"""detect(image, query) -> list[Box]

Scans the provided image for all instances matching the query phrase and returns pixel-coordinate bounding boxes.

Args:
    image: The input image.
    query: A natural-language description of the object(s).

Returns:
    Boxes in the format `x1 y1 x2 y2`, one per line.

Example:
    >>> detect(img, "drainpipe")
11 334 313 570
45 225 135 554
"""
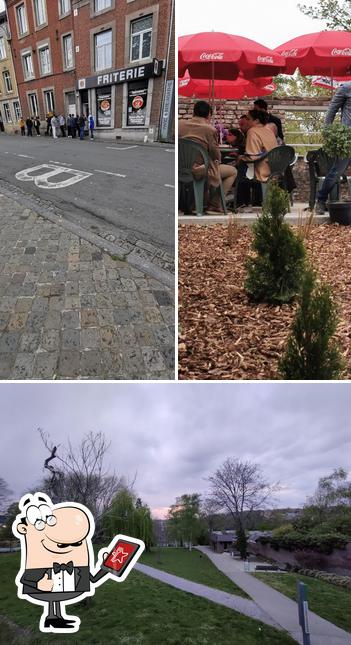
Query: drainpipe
158 0 174 142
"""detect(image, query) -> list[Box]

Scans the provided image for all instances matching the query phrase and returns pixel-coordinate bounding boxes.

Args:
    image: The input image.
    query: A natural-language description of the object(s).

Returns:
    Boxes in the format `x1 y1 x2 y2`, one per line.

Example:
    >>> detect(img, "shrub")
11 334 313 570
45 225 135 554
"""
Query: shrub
292 567 351 589
258 531 349 554
245 182 306 304
322 122 351 159
279 267 344 380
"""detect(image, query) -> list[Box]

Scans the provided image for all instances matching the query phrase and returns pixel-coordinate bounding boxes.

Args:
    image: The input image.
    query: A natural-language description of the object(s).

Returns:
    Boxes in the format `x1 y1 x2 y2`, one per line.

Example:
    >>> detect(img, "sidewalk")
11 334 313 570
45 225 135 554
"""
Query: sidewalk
0 192 174 379
178 203 329 226
135 563 280 628
197 547 351 645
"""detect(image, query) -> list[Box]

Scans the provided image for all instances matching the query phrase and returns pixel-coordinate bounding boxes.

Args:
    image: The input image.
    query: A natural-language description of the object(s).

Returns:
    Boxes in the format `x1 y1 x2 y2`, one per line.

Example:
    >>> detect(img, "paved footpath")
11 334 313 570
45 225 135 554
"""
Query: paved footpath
197 547 351 645
0 192 174 379
136 562 280 628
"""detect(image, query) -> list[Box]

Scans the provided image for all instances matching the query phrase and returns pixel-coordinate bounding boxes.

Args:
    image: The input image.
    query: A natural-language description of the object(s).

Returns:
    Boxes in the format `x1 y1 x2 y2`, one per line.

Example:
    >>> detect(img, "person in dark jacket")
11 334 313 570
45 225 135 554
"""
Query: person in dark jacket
34 116 41 136
254 98 284 141
26 117 33 136
78 115 86 140
88 115 95 139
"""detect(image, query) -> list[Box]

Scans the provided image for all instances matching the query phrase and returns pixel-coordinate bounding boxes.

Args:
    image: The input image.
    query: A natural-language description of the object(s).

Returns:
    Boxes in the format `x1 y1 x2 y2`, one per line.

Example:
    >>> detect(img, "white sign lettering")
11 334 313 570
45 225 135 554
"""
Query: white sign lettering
199 52 224 60
15 164 92 189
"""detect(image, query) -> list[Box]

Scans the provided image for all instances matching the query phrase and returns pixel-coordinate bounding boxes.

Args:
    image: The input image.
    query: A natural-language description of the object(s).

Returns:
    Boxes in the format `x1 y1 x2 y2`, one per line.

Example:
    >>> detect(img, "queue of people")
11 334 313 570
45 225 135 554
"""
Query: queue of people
18 113 95 140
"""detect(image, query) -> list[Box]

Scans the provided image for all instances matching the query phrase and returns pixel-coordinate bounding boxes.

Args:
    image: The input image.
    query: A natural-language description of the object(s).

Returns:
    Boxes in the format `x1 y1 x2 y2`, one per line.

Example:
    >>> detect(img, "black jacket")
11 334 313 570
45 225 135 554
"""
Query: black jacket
20 566 106 596
268 113 284 141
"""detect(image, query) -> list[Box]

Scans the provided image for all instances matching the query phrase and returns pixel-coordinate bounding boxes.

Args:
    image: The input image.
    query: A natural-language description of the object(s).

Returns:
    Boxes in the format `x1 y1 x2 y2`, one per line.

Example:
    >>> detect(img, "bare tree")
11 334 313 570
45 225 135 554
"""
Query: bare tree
39 429 124 525
0 477 12 512
208 458 280 533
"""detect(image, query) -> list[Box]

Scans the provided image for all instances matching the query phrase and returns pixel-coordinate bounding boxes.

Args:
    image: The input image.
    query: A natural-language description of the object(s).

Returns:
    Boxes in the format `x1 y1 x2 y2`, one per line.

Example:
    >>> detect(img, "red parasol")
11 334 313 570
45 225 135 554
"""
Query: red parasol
274 31 351 77
179 32 286 80
178 71 276 99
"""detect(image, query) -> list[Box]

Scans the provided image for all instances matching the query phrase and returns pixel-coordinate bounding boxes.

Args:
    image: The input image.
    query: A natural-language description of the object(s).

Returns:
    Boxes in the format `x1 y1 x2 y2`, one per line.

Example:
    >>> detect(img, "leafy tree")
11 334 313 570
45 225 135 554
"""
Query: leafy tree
245 182 306 304
208 458 279 559
103 488 153 549
298 0 351 30
0 501 18 542
279 267 344 379
0 478 12 512
168 493 204 550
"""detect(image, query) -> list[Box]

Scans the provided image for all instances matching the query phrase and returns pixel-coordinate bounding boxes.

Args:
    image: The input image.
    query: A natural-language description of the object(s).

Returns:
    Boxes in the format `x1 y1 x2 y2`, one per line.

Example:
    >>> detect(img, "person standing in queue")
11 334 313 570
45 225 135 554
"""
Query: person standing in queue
19 117 25 136
26 117 33 136
78 115 86 140
88 115 95 140
34 116 41 136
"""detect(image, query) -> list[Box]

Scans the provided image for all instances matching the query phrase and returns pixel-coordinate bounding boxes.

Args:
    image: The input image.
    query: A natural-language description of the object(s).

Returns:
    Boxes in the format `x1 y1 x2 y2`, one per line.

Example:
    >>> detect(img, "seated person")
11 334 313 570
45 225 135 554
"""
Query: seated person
265 121 283 145
238 114 250 135
254 98 284 142
240 109 278 183
224 128 246 158
179 100 236 212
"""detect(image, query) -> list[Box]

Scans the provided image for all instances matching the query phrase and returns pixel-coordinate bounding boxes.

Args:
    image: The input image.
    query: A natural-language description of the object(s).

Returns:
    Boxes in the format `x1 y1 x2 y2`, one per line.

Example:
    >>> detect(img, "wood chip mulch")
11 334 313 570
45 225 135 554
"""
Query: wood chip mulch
178 223 351 380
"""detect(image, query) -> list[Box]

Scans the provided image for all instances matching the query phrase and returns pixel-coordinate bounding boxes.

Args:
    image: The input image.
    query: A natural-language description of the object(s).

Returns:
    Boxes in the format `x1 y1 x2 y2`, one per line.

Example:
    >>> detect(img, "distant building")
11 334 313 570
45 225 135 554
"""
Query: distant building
210 530 236 553
0 10 21 133
5 0 174 142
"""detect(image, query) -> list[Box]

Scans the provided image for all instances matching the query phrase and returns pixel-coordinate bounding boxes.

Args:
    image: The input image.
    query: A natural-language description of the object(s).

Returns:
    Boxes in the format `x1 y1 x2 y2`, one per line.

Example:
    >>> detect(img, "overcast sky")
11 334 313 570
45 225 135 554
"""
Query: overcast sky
178 0 326 48
1 383 350 518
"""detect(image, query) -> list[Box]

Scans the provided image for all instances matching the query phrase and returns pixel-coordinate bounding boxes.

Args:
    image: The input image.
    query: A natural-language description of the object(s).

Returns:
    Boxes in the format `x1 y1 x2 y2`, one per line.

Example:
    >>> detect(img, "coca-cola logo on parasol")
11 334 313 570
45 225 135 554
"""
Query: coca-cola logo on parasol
257 55 273 63
199 52 224 60
331 48 351 56
281 49 299 57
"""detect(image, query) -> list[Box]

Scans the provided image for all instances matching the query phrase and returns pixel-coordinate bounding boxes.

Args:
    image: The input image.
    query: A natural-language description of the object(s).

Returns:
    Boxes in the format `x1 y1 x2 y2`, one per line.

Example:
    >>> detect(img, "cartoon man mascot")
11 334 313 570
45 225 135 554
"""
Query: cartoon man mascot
13 492 144 634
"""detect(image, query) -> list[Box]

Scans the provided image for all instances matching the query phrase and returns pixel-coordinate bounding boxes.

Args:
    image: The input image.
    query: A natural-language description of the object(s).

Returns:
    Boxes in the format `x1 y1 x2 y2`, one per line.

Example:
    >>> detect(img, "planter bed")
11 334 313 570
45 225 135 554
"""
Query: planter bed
179 223 351 380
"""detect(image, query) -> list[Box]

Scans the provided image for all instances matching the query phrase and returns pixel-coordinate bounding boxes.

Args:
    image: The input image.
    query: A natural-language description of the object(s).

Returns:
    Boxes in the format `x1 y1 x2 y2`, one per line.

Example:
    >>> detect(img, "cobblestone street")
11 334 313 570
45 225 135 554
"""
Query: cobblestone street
0 193 174 379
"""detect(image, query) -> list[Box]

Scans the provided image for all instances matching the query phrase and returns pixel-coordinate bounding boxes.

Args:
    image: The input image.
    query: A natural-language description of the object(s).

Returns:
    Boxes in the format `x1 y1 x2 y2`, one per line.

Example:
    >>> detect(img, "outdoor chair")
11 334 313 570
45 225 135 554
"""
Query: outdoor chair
178 138 227 216
231 145 296 212
305 148 351 210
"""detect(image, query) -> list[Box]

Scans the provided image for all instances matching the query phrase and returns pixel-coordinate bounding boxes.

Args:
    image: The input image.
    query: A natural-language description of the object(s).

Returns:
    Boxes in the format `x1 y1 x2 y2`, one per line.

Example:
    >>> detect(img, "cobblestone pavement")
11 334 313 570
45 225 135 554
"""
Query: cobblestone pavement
0 194 175 380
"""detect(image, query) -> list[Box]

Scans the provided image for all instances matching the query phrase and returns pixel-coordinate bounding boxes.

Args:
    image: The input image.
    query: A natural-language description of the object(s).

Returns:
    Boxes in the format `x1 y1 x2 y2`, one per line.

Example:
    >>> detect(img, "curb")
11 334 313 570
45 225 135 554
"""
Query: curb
0 179 174 290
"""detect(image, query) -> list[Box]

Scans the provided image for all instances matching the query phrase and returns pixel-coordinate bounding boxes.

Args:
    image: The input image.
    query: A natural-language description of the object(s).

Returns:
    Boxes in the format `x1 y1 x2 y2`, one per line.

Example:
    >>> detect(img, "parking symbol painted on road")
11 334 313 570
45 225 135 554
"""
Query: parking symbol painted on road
15 164 92 190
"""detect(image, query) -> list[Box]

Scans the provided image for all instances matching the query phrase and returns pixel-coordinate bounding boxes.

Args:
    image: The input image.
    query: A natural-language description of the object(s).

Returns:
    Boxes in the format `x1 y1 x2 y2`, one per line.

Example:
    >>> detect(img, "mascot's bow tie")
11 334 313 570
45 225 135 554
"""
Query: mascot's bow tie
53 561 74 575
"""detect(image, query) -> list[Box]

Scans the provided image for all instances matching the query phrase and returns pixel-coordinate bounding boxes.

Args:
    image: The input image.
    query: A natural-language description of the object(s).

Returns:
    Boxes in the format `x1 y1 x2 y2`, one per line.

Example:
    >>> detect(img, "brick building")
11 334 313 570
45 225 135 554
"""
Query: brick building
5 0 174 141
0 10 21 133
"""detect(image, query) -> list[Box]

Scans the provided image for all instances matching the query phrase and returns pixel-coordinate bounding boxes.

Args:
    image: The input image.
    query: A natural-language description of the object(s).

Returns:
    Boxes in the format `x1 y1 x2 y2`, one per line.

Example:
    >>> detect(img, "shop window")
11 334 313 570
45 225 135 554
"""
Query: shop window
95 29 112 71
96 86 111 126
127 80 148 126
130 15 152 62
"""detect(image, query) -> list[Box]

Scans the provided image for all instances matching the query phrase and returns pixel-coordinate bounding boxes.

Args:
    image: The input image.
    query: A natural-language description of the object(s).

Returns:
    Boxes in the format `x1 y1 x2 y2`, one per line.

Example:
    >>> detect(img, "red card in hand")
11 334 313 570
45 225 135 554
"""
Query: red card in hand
102 538 142 577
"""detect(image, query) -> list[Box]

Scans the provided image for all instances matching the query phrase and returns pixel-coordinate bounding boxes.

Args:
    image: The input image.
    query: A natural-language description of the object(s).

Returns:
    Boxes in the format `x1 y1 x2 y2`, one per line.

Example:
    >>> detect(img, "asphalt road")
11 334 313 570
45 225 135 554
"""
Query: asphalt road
0 134 175 252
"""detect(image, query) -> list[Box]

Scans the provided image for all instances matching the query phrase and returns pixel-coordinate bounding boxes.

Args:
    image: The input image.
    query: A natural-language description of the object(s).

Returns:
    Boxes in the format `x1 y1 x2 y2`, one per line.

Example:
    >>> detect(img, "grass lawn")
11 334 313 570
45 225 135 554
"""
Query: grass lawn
254 572 351 634
141 547 248 598
0 553 297 645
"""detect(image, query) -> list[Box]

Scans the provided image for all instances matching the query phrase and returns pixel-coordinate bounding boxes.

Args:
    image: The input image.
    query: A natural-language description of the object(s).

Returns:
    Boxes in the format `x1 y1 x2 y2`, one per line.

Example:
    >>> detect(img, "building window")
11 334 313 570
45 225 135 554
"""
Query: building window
13 100 22 120
34 0 46 27
44 89 55 113
28 92 39 115
16 4 28 36
130 16 152 62
3 102 12 123
63 34 73 69
59 0 71 14
95 0 112 11
38 45 51 75
22 52 34 80
96 86 111 126
95 30 112 71
127 80 148 126
3 71 13 93
0 37 6 60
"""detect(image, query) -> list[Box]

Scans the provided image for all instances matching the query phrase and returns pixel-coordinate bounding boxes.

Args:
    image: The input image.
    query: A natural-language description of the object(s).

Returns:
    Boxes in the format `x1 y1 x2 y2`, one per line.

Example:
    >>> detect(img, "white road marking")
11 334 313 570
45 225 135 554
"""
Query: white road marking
49 160 73 166
94 169 126 178
165 149 174 152
17 154 35 159
164 184 175 188
15 164 92 189
105 145 138 151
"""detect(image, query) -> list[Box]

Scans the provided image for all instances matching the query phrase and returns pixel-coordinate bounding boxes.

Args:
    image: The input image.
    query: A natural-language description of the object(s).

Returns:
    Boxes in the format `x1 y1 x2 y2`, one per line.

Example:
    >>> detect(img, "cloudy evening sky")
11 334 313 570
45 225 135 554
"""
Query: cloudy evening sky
1 383 350 517
178 0 326 48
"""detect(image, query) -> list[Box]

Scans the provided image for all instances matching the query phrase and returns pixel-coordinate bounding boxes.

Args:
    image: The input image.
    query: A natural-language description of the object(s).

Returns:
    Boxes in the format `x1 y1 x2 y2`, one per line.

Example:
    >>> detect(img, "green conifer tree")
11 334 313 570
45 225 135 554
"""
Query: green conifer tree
245 183 306 304
235 526 248 560
279 268 344 380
